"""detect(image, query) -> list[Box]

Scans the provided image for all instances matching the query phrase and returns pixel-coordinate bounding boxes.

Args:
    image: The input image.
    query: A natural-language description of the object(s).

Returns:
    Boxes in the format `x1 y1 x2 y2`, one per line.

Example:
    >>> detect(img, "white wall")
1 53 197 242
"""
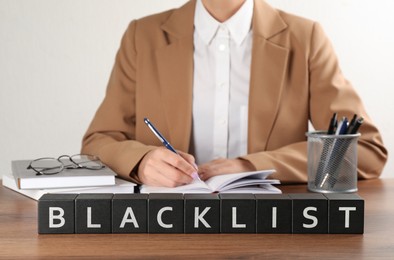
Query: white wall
1 0 393 179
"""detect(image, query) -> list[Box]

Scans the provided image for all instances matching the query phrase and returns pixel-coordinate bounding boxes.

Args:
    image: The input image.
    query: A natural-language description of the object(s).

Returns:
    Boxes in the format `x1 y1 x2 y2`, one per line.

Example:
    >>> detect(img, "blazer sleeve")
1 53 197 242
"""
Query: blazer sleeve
81 21 155 183
241 22 388 183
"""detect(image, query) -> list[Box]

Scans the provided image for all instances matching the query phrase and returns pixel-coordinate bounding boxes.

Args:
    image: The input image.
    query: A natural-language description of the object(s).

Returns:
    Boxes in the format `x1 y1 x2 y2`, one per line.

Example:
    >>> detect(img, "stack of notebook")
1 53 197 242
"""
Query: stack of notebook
2 160 136 200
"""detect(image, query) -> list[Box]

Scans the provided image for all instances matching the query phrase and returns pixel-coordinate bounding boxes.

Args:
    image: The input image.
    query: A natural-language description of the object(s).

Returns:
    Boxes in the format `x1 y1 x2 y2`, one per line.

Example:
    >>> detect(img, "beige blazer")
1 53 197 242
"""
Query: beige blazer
82 0 387 183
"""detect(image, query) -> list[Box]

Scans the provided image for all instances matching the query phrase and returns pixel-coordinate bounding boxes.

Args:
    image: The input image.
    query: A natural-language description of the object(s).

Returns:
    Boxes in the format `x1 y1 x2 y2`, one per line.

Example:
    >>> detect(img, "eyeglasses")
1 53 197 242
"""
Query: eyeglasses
27 154 105 176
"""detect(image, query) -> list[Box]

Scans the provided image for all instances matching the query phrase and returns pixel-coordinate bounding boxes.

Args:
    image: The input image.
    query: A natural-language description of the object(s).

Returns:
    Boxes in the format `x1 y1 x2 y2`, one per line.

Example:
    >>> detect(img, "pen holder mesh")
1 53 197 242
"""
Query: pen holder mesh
306 131 360 193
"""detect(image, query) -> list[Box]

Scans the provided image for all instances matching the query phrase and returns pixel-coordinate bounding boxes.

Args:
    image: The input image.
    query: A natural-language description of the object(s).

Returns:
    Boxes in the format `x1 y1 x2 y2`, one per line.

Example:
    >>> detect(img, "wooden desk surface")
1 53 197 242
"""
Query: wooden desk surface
1 179 393 259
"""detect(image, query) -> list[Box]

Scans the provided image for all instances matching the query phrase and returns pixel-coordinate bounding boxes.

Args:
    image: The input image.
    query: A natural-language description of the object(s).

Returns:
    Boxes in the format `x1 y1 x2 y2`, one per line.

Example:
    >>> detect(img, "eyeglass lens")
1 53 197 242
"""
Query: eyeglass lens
30 158 63 175
69 154 103 169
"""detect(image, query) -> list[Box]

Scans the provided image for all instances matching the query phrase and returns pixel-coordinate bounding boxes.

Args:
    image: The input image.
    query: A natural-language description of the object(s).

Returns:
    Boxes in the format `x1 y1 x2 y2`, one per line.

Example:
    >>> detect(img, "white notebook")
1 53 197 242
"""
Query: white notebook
2 172 136 201
140 170 281 194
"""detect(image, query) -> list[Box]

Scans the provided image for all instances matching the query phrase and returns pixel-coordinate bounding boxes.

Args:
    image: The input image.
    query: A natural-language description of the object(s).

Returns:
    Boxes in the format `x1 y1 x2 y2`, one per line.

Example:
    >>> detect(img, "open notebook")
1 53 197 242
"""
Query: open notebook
140 170 281 194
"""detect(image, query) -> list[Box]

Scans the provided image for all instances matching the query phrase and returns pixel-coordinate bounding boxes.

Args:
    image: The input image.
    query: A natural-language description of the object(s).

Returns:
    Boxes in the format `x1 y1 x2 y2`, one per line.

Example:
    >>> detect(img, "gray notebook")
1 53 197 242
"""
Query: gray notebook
12 160 116 189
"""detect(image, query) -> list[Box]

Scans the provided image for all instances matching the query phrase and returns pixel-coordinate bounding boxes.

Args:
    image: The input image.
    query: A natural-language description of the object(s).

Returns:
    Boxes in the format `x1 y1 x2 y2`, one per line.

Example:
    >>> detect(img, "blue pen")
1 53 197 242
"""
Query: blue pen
143 118 200 180
335 117 348 135
144 118 177 154
320 117 350 188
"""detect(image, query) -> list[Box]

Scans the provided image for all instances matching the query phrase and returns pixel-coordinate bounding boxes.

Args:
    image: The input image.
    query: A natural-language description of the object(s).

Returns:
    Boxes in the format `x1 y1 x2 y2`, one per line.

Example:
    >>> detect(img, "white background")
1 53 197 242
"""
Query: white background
1 0 393 179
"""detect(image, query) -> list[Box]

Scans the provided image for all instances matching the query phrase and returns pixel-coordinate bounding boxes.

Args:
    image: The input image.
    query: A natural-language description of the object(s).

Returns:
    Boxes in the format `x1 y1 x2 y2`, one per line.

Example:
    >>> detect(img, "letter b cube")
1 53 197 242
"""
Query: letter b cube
38 194 77 234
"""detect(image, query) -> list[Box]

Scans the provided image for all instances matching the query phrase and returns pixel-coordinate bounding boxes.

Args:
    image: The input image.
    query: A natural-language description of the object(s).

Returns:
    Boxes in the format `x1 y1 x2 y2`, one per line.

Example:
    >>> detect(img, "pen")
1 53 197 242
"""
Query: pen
144 118 177 154
327 113 338 135
349 117 364 135
319 117 348 188
316 112 337 186
143 118 200 180
346 114 358 134
335 117 348 135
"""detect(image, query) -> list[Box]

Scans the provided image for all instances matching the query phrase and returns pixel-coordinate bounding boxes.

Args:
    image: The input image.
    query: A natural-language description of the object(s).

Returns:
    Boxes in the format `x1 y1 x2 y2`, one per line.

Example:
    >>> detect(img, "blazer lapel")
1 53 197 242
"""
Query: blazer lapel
155 0 196 152
248 0 290 153
155 0 289 153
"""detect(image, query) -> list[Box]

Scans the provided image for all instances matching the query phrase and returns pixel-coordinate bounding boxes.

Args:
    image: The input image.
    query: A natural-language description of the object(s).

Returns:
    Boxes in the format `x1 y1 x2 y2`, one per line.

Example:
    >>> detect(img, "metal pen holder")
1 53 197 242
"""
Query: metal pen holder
306 131 360 193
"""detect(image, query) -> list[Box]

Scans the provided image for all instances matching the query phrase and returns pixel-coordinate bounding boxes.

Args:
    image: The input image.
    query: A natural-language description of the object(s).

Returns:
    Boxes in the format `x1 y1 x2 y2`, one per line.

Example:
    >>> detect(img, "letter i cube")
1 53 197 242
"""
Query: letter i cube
255 194 292 233
38 194 77 234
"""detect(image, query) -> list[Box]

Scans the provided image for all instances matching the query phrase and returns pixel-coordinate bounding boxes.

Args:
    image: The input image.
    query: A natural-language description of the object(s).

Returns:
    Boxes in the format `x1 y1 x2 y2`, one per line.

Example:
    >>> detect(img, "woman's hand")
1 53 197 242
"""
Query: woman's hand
137 147 198 187
198 158 256 181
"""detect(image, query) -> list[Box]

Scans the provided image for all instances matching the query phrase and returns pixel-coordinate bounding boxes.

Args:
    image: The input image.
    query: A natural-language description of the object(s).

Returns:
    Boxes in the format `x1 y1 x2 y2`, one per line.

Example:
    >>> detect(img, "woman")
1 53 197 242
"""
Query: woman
82 0 387 187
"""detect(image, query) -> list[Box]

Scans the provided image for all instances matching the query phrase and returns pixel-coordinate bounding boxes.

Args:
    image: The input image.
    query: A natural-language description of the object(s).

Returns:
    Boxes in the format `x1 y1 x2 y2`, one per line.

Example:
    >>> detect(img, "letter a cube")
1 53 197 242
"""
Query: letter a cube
112 194 148 233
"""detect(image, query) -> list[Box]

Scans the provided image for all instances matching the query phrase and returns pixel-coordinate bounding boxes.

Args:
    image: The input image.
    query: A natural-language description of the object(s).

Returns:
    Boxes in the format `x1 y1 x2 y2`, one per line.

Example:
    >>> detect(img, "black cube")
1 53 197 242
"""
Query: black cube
324 193 364 234
148 193 184 233
220 193 256 233
112 194 148 233
38 193 77 234
255 194 292 233
290 193 328 234
184 194 220 233
75 193 113 234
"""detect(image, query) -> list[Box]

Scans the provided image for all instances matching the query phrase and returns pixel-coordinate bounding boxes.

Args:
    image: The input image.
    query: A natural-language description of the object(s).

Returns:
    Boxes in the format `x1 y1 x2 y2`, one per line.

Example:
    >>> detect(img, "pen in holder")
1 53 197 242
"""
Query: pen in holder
306 131 360 193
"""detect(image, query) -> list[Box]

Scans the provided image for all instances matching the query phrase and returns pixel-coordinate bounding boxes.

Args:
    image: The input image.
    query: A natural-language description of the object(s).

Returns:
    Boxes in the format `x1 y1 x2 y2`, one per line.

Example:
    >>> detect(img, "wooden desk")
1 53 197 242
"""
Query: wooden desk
1 179 393 259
